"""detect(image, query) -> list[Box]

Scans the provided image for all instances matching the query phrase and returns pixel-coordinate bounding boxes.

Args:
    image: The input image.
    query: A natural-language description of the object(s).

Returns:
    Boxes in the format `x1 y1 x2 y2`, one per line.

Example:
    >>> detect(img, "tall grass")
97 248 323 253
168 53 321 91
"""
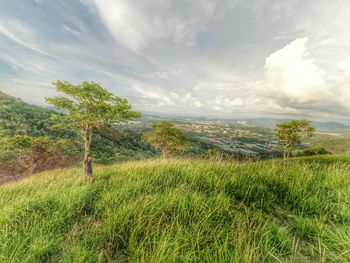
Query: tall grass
0 156 349 262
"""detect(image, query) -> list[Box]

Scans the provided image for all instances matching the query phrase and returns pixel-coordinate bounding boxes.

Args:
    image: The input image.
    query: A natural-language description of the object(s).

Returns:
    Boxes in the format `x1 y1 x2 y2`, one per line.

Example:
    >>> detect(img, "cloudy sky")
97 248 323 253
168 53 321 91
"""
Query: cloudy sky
0 0 350 121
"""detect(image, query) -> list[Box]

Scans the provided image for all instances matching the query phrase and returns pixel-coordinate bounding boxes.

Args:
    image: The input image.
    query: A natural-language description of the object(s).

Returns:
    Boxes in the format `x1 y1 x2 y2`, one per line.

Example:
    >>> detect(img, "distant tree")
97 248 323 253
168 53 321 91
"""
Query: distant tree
46 81 140 176
275 119 315 159
142 120 187 159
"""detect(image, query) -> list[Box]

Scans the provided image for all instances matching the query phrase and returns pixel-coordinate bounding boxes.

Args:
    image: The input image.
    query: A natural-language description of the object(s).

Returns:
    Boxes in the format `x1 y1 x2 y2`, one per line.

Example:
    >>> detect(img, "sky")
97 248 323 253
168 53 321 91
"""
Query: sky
0 0 350 122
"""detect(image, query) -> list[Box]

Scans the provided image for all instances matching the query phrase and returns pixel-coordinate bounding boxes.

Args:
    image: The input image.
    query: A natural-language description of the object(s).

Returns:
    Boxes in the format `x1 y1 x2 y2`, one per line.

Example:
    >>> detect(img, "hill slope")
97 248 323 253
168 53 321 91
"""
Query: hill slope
0 156 350 262
0 90 59 137
306 134 350 155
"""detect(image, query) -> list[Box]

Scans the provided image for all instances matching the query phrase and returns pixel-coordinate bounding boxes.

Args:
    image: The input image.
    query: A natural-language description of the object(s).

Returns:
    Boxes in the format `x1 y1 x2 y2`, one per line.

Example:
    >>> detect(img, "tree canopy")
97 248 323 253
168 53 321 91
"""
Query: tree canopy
143 120 187 159
275 119 315 159
0 91 74 138
47 81 140 131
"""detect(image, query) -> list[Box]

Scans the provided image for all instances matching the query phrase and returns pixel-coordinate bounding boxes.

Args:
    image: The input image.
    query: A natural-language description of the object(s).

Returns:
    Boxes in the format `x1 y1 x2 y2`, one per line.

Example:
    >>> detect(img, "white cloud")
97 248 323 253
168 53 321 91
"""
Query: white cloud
133 85 169 102
62 25 81 37
213 96 243 111
133 86 202 108
2 0 350 120
91 0 148 51
145 70 183 79
338 56 350 75
259 99 302 114
91 0 220 51
171 92 203 108
194 81 244 91
262 37 328 104
0 22 60 59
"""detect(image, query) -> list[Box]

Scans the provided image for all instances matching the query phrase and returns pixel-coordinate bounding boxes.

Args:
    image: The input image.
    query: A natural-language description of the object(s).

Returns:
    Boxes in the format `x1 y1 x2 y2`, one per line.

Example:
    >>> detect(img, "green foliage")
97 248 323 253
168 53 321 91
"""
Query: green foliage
0 135 34 151
46 81 140 132
143 120 188 158
0 91 75 138
46 81 140 174
306 134 350 155
0 156 349 262
275 119 315 159
91 127 157 163
295 147 331 157
0 91 81 180
0 135 80 180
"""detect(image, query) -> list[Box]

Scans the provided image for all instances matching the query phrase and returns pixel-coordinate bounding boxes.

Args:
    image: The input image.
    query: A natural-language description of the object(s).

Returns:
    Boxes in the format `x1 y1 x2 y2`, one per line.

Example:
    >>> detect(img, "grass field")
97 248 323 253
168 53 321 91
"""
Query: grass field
0 156 350 262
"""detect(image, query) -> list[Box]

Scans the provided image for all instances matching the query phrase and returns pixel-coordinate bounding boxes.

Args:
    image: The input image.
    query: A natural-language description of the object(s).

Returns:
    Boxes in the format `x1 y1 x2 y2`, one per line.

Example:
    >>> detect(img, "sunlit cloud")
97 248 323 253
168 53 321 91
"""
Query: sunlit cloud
261 37 328 104
339 56 350 75
0 0 350 120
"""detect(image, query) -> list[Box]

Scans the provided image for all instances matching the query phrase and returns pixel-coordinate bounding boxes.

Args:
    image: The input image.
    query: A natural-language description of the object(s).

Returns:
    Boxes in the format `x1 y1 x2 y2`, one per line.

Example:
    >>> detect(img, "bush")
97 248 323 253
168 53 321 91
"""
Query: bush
91 127 157 164
295 147 331 157
0 135 81 179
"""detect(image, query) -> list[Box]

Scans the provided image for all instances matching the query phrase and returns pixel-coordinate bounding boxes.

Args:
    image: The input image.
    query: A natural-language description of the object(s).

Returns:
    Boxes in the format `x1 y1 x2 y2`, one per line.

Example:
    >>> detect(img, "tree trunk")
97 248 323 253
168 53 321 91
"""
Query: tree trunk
283 151 287 160
162 149 169 159
83 127 93 176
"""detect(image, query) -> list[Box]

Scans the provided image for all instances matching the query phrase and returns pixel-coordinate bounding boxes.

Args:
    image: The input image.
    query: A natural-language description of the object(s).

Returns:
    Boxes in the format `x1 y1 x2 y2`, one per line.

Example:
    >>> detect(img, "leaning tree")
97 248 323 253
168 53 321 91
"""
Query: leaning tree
47 81 140 176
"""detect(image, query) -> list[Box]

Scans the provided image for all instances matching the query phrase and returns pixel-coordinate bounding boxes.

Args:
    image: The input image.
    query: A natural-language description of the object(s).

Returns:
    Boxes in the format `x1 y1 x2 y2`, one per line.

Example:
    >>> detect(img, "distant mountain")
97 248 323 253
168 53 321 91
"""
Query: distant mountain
312 121 350 130
236 118 350 134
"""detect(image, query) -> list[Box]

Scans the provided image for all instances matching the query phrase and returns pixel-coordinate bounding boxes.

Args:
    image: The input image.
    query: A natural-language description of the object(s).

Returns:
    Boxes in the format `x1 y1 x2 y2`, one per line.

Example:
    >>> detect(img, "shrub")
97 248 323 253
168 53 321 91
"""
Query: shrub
0 135 81 179
295 147 331 157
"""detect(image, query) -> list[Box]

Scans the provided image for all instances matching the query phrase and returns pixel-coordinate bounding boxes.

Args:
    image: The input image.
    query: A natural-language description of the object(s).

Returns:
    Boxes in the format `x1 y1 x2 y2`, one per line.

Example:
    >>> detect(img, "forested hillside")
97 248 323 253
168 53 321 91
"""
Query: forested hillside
306 134 350 155
0 91 74 138
0 91 236 172
0 91 157 181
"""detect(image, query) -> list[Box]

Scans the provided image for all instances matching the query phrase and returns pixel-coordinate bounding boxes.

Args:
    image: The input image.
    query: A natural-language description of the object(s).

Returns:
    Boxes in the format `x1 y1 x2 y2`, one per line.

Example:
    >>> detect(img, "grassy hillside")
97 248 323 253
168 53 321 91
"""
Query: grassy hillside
0 156 349 262
306 134 350 155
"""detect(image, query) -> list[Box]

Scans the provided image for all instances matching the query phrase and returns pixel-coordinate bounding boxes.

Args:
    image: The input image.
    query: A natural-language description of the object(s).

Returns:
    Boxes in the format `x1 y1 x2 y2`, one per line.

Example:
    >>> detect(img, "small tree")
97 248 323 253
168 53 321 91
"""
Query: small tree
143 120 187 158
275 119 315 159
46 81 140 176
